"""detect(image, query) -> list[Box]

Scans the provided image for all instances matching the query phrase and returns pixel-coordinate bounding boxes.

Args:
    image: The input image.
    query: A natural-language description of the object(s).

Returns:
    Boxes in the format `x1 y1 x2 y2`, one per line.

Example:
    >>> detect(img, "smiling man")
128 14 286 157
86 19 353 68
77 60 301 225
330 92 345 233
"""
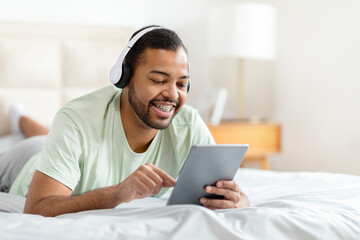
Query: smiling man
9 26 249 216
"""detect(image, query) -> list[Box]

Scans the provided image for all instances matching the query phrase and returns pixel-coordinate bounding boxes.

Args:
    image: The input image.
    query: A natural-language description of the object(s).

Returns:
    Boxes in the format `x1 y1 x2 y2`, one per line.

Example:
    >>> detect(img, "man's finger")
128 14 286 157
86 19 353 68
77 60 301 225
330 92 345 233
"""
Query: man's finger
147 164 176 187
141 166 165 193
134 177 152 198
136 171 156 194
216 180 239 192
205 186 240 202
204 205 221 210
200 198 236 209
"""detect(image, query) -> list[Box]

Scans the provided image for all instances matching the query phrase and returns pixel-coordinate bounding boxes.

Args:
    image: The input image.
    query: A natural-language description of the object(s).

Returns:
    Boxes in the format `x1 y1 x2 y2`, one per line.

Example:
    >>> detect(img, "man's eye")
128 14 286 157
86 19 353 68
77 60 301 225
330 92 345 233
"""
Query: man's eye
151 79 164 84
177 83 187 88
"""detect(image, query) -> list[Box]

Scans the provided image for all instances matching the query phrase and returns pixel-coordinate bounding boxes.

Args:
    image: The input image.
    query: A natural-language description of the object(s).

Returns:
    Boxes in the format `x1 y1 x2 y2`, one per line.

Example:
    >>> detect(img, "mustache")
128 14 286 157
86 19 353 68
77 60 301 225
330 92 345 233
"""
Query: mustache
150 99 179 108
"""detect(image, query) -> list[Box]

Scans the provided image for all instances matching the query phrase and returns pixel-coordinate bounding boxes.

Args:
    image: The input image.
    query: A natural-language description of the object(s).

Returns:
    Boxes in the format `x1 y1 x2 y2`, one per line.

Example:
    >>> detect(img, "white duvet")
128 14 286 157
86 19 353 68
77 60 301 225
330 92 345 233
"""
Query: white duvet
1 168 360 240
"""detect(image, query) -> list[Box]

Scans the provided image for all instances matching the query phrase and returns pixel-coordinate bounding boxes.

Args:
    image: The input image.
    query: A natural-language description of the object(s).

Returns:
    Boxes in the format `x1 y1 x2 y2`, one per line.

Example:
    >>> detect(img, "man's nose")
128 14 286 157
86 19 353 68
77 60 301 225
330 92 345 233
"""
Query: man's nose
162 83 179 100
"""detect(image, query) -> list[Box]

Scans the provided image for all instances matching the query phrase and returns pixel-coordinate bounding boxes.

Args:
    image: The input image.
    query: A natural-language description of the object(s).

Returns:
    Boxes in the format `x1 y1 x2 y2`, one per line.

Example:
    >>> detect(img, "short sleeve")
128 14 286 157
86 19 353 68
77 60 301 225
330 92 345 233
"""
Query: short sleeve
36 111 83 191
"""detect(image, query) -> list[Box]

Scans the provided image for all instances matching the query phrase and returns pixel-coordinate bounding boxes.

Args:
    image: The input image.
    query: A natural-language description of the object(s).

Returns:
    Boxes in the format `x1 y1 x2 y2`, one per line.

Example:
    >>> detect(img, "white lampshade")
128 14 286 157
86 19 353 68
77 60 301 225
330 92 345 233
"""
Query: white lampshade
208 3 276 60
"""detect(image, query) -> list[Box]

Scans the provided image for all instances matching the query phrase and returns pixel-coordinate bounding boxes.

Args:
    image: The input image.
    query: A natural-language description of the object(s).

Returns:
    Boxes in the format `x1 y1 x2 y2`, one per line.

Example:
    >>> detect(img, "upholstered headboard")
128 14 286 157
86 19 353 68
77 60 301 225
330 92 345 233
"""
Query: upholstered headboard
0 22 132 135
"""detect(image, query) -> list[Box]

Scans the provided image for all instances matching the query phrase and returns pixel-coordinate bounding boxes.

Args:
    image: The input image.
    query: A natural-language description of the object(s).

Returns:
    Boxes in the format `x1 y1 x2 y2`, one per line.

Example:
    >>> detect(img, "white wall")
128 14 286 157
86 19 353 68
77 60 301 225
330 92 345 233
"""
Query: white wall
271 0 360 175
0 0 206 28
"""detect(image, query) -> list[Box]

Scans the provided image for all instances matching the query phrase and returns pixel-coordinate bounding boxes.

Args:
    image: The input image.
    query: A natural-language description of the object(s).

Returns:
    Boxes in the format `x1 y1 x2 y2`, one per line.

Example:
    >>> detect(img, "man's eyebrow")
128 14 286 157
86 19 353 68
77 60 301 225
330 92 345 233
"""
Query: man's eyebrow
179 75 190 79
148 70 190 79
148 70 170 77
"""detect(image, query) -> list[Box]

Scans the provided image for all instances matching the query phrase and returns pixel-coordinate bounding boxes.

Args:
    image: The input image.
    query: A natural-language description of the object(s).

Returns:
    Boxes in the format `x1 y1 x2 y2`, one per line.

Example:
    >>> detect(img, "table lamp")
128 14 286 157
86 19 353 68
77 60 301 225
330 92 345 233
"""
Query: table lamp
208 2 277 118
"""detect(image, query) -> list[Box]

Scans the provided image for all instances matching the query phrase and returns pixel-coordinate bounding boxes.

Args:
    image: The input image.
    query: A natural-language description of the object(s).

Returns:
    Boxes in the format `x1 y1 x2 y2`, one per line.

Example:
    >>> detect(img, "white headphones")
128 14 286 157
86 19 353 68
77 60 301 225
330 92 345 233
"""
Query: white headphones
109 26 164 88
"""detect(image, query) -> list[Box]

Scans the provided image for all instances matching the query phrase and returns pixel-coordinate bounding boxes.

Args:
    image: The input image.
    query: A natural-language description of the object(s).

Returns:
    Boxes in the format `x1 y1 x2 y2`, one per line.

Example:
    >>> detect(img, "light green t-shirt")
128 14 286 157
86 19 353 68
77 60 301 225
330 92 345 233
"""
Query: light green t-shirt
10 85 215 197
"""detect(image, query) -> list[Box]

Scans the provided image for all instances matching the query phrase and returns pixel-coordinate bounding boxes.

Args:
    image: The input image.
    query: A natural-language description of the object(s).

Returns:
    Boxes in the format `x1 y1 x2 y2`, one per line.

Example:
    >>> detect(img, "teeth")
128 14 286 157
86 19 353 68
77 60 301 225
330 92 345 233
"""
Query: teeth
154 103 173 112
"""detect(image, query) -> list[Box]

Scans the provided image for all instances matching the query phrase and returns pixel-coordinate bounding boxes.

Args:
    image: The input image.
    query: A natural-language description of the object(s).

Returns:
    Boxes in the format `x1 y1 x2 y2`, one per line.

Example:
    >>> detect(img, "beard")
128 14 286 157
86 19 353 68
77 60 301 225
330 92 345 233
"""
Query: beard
127 85 179 130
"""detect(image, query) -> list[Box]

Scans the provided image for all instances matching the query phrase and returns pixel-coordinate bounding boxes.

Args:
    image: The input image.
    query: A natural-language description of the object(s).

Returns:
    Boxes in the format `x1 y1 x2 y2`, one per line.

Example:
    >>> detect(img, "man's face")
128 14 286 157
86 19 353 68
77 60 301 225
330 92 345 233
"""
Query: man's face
127 47 189 130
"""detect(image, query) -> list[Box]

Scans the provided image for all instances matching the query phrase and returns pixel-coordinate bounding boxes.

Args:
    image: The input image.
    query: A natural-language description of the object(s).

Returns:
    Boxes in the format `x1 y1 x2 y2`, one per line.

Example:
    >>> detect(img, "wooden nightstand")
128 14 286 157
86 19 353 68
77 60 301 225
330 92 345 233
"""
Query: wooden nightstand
207 121 281 170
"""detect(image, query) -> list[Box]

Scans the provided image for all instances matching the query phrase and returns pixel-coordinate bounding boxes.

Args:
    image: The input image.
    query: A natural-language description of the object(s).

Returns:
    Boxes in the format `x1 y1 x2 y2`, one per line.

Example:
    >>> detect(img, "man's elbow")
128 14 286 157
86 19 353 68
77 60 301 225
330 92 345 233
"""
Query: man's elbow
23 198 57 217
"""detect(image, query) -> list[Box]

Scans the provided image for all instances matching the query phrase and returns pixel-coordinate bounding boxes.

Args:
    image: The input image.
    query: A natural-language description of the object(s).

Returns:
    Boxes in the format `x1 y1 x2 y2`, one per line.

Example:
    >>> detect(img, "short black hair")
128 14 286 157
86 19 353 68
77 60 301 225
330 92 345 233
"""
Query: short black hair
124 25 188 74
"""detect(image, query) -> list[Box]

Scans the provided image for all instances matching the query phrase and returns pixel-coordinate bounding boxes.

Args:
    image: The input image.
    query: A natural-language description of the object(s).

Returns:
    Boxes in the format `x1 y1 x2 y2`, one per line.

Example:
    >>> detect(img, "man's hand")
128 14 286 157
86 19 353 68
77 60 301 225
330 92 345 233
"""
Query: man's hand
200 180 249 210
117 163 176 203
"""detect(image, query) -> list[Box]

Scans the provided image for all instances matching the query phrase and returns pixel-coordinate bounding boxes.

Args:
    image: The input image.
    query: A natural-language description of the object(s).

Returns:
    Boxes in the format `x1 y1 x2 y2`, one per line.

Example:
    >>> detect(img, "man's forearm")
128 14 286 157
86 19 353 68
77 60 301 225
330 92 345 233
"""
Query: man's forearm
24 185 121 217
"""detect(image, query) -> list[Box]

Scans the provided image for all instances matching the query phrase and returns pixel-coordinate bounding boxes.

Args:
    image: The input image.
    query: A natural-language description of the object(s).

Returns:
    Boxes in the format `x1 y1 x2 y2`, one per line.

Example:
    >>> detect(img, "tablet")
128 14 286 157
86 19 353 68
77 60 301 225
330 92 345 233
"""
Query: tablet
166 144 248 206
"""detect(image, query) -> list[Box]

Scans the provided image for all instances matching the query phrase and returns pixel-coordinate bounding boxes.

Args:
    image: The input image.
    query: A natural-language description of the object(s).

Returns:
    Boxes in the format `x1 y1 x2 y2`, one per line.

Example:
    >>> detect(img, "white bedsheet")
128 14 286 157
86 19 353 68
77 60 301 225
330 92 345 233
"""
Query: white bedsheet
1 168 360 240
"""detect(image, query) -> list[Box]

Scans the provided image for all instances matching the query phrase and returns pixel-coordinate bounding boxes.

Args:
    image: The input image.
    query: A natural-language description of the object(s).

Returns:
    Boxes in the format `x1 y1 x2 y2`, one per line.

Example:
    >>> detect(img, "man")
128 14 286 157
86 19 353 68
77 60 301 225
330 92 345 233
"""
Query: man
9 26 249 216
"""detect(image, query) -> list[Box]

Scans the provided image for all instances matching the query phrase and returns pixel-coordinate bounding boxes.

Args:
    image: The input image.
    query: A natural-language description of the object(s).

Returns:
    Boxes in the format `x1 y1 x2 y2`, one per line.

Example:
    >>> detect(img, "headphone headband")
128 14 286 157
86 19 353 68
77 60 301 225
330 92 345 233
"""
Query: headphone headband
110 26 164 85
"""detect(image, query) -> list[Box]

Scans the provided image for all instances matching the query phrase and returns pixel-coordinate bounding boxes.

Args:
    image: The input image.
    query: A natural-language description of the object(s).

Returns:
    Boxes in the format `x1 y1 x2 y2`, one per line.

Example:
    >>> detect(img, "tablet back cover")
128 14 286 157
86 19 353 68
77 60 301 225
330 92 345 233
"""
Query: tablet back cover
167 144 248 205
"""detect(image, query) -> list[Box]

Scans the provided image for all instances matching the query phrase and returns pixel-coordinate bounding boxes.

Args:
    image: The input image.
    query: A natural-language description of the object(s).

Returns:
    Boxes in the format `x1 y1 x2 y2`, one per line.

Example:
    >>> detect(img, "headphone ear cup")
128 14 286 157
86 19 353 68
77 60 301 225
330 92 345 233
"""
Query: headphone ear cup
187 80 191 93
115 62 132 88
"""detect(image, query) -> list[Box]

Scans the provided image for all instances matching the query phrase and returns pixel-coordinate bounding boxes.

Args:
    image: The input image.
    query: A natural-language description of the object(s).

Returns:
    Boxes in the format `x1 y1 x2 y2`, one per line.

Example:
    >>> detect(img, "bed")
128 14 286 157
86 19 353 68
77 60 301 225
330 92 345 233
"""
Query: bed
1 168 360 239
1 22 360 240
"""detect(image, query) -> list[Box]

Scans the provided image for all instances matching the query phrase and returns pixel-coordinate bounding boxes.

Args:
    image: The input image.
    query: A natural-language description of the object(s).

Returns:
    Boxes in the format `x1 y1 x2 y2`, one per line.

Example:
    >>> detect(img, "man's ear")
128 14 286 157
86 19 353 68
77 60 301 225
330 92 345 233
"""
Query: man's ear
115 62 132 89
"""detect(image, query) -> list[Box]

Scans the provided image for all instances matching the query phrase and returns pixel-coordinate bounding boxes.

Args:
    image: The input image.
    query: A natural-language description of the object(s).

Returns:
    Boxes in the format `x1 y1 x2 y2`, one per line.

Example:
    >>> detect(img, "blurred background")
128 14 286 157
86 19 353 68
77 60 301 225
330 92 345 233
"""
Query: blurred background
0 0 359 174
